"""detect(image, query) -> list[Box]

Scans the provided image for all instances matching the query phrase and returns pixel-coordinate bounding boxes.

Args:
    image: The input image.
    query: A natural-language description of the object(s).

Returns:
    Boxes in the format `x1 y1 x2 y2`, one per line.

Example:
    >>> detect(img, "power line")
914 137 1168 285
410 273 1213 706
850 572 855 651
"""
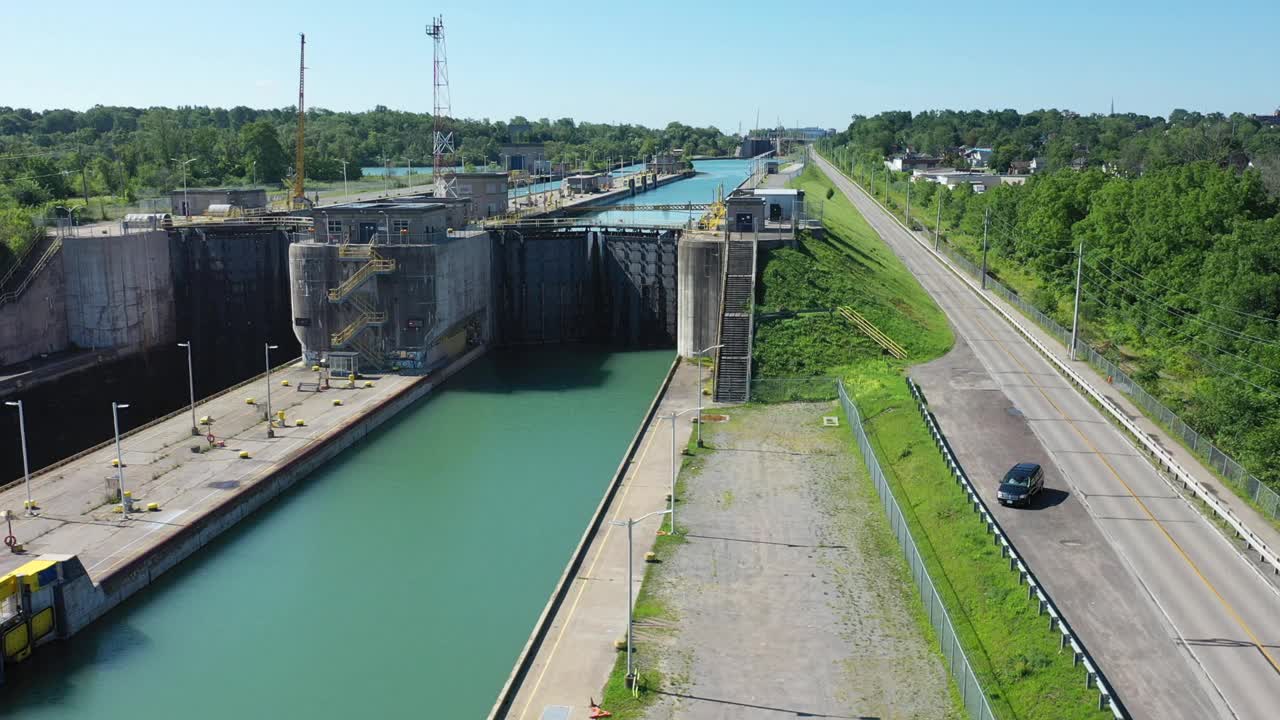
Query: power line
1080 285 1280 380
0 148 69 161
1097 251 1280 326
1085 260 1280 348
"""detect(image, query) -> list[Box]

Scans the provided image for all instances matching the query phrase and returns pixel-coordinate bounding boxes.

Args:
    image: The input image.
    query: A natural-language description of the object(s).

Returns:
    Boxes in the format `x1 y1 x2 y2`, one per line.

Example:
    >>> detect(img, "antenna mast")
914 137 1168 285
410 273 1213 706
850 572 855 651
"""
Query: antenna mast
292 33 308 208
426 16 456 197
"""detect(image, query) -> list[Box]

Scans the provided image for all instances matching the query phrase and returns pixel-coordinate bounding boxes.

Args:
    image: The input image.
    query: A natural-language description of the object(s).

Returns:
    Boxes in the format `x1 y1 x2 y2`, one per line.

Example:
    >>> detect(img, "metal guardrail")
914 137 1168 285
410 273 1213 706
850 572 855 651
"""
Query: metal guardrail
818 150 1280 581
836 380 997 720
905 378 1126 718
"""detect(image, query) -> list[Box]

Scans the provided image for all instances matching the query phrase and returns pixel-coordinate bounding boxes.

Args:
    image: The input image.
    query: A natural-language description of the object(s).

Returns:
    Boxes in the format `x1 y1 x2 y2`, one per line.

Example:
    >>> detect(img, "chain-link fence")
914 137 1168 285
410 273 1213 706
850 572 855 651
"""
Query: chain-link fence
748 377 838 404
926 237 1280 521
837 381 997 720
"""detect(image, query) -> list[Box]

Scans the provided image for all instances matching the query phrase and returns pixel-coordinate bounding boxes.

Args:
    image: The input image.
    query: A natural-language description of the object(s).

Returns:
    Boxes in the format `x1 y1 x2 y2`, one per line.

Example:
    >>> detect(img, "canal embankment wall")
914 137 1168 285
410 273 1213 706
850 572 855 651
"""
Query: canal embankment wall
53 344 488 639
486 353 680 720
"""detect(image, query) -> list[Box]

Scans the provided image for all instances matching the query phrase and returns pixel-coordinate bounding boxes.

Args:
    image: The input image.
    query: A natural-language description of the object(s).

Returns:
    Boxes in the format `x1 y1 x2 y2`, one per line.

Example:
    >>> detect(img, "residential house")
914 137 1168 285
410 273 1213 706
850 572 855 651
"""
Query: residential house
962 147 993 168
886 153 942 172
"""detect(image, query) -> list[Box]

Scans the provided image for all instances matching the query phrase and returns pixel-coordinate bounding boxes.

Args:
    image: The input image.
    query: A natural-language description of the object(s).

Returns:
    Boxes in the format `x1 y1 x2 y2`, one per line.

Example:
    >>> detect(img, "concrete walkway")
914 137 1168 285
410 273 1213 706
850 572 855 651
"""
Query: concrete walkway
0 350 480 579
504 361 701 720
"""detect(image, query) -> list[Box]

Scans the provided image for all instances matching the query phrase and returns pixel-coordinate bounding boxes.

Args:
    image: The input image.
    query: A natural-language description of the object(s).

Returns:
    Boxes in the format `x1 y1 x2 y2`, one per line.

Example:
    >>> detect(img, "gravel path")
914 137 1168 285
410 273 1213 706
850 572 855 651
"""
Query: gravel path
638 402 957 720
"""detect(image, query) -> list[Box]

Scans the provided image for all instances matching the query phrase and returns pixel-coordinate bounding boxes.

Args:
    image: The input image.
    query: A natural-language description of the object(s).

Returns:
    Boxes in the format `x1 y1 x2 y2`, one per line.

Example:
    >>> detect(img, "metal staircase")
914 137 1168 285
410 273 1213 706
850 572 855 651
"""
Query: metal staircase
327 246 395 303
327 245 395 370
713 238 758 403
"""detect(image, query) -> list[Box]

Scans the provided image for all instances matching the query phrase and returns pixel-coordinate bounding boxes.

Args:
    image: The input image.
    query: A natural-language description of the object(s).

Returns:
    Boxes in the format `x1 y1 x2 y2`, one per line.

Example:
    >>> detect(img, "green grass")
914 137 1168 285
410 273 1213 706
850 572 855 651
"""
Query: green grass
750 162 1111 720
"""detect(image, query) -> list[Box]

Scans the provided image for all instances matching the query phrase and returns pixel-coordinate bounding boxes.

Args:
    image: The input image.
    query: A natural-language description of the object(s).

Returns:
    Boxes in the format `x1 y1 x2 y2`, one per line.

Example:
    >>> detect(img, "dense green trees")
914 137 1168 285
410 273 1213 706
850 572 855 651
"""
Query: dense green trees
832 108 1280 183
825 120 1280 486
0 105 737 211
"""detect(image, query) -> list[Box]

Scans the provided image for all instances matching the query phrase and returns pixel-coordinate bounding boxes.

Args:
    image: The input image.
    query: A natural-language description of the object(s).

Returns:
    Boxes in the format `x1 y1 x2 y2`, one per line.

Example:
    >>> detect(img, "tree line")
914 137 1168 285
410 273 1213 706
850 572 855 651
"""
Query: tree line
0 105 738 208
835 108 1280 192
822 108 1280 488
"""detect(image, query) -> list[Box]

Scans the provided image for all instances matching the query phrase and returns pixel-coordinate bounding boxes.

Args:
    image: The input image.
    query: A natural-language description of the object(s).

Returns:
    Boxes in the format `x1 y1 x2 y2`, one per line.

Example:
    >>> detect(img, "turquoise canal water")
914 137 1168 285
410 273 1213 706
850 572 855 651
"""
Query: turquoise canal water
6 347 673 719
586 158 753 226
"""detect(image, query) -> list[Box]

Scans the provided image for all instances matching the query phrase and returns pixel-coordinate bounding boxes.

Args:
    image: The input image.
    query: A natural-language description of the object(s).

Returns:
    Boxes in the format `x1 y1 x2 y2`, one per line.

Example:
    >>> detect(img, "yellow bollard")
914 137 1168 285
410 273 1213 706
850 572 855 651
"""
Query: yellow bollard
23 500 37 510
238 450 251 459
245 397 256 405
363 381 374 388
112 505 124 514
199 415 212 425
332 399 343 406
277 410 286 421
146 502 160 512
281 379 290 387
311 365 321 372
295 419 306 427
111 458 121 468
348 373 356 382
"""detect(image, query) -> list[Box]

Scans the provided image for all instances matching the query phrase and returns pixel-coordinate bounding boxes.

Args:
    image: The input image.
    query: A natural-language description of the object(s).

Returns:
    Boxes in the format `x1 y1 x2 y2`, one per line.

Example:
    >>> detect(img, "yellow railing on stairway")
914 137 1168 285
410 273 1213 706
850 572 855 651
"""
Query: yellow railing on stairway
327 257 395 302
838 306 907 359
331 311 387 347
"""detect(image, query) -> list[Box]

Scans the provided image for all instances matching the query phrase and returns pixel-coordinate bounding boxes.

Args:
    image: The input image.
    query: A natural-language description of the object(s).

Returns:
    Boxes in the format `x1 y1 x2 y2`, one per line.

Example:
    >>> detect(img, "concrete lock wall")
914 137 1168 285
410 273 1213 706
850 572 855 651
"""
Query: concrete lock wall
677 238 724 357
432 232 493 345
169 227 298 376
63 231 176 353
0 253 69 367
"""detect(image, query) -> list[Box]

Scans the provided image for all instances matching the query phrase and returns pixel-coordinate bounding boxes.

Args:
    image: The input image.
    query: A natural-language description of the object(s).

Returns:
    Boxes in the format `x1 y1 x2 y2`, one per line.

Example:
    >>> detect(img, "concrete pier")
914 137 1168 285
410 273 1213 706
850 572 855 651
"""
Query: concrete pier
0 344 486 672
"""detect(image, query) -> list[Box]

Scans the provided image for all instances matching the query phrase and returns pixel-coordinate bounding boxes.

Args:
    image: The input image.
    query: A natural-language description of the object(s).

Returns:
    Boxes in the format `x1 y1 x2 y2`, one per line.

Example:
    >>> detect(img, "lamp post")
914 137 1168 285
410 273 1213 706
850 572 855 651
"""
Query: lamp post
112 402 130 519
171 157 194 217
339 160 349 198
664 408 698 535
694 344 724 448
264 343 279 437
5 401 33 516
321 211 330 243
610 508 671 689
177 342 197 435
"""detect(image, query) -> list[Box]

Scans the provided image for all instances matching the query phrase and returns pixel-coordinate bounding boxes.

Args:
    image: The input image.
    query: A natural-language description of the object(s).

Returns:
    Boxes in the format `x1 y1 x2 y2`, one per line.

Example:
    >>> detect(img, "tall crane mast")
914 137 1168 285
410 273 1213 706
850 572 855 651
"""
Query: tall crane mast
292 33 310 209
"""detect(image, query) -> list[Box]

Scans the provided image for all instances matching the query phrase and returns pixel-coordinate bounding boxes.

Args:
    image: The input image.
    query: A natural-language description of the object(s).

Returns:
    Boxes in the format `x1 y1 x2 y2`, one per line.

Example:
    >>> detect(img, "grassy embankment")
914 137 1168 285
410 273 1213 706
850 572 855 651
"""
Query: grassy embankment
749 164 1111 720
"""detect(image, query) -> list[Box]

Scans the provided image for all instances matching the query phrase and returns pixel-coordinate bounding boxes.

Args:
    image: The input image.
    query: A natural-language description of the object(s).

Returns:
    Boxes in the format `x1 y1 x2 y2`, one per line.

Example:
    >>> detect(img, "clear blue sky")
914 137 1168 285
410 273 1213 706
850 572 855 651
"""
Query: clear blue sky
1 0 1276 131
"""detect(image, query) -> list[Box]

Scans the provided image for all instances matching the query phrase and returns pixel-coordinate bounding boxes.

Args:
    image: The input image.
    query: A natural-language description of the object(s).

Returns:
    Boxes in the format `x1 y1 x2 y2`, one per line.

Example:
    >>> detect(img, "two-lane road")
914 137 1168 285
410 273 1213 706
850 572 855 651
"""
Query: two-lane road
814 151 1280 719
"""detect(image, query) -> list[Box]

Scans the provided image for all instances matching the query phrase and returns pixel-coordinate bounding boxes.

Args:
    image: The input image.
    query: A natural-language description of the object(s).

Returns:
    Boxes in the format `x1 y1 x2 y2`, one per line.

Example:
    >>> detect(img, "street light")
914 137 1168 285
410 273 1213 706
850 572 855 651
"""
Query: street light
112 402 130 519
694 343 725 448
177 342 197 436
339 160 349 198
171 157 194 217
664 408 698 535
610 508 672 689
264 343 279 437
5 401 33 516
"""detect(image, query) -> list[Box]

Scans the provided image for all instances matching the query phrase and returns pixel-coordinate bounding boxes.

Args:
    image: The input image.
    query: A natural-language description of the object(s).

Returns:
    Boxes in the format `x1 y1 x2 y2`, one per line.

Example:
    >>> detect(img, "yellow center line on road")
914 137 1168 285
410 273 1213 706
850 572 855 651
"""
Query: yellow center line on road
515 408 666 720
968 312 1280 677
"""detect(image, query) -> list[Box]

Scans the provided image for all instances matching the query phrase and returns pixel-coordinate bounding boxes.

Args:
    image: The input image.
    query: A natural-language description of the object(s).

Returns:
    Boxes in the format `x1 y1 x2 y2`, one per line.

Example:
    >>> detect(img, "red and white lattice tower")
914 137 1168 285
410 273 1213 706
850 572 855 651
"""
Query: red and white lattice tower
426 16 456 198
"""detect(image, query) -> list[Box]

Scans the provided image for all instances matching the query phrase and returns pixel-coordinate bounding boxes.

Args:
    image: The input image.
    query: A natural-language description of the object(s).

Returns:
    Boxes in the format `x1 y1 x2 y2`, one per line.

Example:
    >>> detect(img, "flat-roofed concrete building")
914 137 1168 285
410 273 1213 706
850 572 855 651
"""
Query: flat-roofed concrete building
445 172 508 219
314 200 449 244
499 143 549 173
561 173 611 196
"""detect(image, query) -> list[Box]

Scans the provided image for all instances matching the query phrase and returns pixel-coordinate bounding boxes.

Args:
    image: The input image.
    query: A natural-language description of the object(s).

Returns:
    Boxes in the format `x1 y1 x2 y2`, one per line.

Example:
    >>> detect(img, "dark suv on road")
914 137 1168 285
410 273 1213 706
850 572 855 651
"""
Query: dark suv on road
997 463 1044 507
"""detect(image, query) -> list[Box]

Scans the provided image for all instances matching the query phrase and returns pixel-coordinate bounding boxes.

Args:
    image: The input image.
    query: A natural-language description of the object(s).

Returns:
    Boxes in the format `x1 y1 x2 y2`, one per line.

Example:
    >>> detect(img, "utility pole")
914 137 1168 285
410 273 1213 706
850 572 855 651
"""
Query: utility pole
905 180 911 226
934 193 943 250
1070 241 1084 360
980 208 990 289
